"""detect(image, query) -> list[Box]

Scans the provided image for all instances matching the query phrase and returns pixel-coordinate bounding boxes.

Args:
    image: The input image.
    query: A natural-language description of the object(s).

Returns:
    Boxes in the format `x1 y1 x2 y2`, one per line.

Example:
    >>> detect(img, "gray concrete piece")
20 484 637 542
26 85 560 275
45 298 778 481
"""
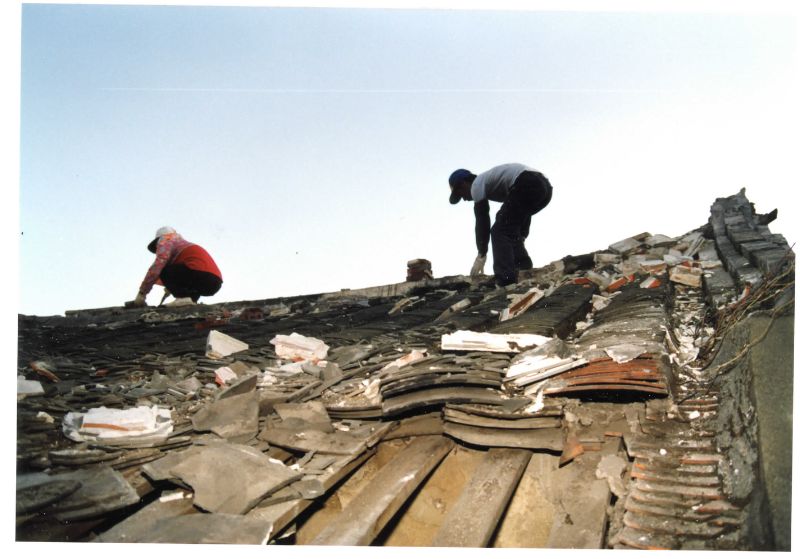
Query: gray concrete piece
17 466 141 522
166 442 302 514
192 389 260 440
16 479 82 515
748 314 794 551
93 491 196 542
752 248 792 275
274 401 334 432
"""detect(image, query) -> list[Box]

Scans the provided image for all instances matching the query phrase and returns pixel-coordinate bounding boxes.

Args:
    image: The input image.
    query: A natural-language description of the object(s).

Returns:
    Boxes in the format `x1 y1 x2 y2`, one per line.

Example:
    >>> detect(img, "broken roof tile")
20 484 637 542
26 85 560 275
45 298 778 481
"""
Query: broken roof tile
15 189 792 550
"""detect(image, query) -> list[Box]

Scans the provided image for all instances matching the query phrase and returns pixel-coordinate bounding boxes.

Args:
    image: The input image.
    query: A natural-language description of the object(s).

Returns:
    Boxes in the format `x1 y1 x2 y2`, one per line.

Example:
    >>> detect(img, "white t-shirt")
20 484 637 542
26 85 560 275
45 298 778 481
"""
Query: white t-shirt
470 163 538 203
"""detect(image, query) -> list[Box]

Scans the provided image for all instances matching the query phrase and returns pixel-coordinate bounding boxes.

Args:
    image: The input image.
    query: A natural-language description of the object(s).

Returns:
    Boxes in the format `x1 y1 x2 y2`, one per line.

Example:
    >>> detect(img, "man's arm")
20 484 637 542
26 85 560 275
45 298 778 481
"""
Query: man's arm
474 200 491 256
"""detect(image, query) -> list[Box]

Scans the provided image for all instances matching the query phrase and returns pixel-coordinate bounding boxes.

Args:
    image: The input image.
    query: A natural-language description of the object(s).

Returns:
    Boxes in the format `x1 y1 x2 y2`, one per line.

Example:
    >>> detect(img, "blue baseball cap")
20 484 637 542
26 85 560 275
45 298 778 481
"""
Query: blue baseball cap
448 169 472 204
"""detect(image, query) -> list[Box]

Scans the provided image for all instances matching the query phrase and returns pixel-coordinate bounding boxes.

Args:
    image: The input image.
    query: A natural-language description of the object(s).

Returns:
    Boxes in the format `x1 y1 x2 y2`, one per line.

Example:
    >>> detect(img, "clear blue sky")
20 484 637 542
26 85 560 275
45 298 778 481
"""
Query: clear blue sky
10 1 800 316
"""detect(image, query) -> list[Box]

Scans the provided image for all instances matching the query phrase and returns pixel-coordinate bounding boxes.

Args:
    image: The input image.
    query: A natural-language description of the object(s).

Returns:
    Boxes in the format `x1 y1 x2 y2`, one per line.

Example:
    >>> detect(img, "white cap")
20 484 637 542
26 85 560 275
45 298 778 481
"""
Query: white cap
148 226 177 252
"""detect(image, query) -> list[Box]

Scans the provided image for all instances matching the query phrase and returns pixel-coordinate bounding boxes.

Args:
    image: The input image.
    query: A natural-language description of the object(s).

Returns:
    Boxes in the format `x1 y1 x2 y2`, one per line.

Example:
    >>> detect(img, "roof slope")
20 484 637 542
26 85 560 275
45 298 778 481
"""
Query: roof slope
16 189 794 549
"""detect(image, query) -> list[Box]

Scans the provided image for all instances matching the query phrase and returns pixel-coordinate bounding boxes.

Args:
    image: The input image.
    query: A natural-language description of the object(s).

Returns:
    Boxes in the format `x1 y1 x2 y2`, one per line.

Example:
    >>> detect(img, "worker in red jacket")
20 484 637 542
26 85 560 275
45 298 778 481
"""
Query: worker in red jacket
127 226 223 307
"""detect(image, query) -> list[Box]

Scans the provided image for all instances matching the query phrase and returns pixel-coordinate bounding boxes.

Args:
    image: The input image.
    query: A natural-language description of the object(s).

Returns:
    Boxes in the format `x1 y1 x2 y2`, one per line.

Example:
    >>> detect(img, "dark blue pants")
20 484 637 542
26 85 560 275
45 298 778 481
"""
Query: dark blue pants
491 171 553 286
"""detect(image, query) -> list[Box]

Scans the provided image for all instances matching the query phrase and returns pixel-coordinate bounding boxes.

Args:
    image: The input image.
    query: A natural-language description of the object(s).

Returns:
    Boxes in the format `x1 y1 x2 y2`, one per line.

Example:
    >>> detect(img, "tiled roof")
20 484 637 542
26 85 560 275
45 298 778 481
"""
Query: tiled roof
16 190 794 549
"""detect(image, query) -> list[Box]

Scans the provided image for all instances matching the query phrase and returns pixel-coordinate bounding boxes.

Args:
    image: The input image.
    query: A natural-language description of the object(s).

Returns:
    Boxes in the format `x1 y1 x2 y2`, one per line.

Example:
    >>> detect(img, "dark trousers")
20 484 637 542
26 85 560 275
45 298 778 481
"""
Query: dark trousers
160 264 222 302
491 171 553 286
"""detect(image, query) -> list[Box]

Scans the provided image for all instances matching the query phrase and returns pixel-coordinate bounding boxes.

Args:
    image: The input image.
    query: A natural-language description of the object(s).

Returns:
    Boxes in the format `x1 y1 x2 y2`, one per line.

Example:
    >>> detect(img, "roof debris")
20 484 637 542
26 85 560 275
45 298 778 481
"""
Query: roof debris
15 190 793 549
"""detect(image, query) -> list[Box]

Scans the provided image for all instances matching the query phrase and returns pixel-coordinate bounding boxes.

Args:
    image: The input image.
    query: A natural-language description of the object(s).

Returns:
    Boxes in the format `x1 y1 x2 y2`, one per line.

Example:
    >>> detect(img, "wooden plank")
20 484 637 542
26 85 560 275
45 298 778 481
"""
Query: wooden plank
380 447 484 546
247 448 375 536
493 453 560 548
310 435 454 545
431 448 531 547
546 438 620 548
294 441 408 544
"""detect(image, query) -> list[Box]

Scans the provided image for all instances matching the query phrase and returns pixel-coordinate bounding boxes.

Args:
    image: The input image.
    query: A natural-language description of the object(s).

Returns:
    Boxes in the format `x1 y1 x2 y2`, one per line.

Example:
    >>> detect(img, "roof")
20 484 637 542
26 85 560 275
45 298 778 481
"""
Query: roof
16 189 794 549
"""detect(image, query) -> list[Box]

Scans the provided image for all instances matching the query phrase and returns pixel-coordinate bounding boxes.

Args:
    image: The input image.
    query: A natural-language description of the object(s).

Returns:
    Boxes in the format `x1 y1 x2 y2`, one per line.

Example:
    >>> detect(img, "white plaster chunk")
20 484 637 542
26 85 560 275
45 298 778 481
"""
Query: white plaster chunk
525 387 546 413
380 349 428 373
258 372 278 387
638 259 667 274
669 265 703 287
506 355 573 379
500 287 544 322
206 330 249 359
441 330 551 353
449 298 472 313
214 366 238 386
604 344 647 363
36 411 55 424
640 276 661 289
160 490 191 502
63 405 173 444
594 252 622 265
585 271 611 289
679 347 700 363
591 294 612 311
596 454 628 498
270 332 329 361
362 378 382 402
17 376 44 396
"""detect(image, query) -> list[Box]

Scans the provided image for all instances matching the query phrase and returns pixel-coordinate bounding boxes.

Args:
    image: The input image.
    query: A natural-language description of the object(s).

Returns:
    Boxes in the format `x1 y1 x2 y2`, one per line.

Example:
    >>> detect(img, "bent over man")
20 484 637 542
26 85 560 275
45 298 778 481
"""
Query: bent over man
128 226 223 307
449 163 552 286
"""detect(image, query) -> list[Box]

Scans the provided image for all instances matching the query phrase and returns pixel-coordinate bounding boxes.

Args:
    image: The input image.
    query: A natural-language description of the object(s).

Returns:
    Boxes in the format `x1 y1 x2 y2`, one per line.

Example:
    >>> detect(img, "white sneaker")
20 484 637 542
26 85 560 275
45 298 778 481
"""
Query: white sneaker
166 297 195 307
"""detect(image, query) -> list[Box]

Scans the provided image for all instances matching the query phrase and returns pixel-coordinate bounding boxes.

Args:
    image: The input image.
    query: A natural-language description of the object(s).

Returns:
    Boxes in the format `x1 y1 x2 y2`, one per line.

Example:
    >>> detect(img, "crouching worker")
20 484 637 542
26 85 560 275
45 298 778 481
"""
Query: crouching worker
126 226 223 308
448 163 552 287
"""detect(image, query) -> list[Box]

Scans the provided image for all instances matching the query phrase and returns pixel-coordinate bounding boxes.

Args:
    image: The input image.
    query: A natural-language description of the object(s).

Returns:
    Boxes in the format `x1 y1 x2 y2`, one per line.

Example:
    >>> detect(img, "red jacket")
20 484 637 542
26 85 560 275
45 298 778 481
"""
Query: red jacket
139 233 222 295
173 244 222 278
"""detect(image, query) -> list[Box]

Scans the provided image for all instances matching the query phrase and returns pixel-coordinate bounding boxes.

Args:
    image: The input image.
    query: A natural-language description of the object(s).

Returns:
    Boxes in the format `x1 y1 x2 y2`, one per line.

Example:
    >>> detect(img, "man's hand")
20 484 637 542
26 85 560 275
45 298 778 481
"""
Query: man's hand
125 293 147 308
470 254 487 277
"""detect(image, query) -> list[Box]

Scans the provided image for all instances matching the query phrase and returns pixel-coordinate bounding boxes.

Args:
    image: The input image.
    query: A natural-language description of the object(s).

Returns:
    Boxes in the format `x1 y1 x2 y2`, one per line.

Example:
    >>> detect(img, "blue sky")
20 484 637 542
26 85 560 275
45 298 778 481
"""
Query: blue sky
10 1 800 316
